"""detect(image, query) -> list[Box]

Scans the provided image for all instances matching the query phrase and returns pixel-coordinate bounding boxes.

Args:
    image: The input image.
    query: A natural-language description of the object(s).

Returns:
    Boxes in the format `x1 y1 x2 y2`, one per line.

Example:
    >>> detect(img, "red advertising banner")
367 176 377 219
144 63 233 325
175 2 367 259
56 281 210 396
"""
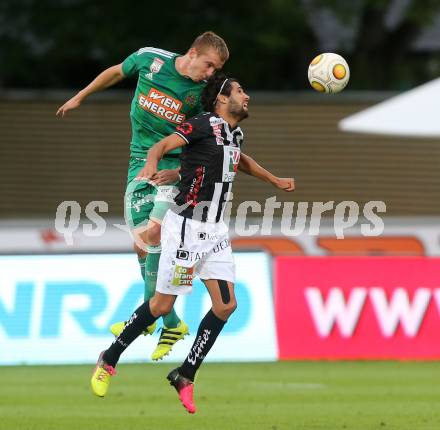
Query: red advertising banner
274 257 440 359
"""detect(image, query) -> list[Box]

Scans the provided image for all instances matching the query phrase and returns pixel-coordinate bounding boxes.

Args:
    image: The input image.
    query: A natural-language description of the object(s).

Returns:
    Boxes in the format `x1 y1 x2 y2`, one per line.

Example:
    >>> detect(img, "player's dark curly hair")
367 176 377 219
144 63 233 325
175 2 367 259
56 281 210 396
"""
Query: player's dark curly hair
201 72 238 112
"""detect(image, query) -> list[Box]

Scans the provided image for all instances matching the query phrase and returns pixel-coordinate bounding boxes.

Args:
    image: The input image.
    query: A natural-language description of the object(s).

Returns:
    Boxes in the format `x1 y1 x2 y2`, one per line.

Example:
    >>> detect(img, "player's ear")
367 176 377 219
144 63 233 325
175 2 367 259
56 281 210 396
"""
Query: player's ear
217 94 228 105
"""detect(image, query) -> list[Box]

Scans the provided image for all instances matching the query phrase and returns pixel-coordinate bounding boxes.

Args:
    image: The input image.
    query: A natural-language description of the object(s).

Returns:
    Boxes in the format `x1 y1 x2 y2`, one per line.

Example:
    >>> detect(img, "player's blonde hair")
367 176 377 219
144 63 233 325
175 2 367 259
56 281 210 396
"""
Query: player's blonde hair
191 31 229 62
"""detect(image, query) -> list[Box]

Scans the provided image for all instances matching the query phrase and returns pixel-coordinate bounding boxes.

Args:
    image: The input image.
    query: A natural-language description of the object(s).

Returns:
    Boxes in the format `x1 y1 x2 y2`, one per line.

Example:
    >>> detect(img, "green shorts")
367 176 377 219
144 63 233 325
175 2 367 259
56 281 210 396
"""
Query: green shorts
125 156 180 228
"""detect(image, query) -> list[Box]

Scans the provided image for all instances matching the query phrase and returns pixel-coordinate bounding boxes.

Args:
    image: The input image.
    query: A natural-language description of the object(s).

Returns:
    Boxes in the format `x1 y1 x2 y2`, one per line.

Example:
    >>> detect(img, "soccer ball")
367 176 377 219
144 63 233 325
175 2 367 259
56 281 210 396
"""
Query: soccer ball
308 53 350 94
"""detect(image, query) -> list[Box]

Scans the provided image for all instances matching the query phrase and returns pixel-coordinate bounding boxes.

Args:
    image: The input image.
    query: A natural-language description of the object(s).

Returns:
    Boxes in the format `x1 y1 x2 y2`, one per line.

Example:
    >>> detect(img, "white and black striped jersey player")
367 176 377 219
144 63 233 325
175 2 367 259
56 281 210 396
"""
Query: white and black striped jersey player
122 76 294 413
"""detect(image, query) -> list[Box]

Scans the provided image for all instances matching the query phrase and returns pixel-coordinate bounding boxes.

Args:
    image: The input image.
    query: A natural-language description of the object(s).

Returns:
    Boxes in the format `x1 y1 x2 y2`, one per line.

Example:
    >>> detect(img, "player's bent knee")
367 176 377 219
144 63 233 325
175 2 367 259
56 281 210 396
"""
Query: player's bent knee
213 300 237 321
226 299 237 316
133 242 147 259
213 279 237 319
149 297 173 317
144 221 161 246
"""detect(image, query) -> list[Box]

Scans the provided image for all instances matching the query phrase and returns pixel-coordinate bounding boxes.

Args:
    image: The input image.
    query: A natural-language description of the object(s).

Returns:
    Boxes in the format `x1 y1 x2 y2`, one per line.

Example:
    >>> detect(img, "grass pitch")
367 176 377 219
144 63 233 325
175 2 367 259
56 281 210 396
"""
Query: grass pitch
0 361 439 430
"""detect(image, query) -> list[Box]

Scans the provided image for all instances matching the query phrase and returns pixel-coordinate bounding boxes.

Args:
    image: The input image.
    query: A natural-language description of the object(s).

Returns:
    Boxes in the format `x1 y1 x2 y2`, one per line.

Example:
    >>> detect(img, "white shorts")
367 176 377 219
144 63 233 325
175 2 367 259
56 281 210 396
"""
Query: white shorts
156 210 235 295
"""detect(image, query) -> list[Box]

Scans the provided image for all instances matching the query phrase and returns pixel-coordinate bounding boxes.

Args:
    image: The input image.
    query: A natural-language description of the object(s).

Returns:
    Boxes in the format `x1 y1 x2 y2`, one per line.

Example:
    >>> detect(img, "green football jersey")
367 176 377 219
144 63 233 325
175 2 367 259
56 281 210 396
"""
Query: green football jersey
122 47 205 157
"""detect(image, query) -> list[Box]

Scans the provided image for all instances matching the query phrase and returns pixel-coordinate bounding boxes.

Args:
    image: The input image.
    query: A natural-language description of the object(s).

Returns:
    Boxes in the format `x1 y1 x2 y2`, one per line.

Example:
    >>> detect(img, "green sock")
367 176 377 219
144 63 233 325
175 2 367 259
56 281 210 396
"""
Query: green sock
138 255 146 281
146 245 181 328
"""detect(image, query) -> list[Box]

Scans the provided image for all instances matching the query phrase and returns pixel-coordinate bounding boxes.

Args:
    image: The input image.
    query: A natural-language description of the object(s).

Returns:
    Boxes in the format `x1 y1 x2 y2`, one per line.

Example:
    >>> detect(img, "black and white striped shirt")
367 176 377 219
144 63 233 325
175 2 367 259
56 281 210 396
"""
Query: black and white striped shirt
174 112 244 222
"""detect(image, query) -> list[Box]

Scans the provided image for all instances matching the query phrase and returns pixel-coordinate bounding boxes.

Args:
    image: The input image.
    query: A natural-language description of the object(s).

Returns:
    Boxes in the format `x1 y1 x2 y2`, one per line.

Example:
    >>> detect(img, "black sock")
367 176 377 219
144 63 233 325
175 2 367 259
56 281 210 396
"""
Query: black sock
179 309 226 381
103 300 157 367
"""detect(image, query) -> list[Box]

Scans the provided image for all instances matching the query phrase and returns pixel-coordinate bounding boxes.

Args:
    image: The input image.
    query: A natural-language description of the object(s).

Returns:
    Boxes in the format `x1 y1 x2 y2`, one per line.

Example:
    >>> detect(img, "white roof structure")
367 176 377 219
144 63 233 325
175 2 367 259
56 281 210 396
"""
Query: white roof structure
339 78 440 138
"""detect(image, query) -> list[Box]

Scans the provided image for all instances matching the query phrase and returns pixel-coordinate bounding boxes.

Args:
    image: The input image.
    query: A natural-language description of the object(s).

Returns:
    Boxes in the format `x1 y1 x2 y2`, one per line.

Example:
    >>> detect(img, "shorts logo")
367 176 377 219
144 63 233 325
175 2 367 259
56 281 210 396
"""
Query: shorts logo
176 249 189 260
176 250 207 262
213 239 230 253
172 264 194 287
197 232 219 241
125 192 153 213
155 185 177 203
145 57 164 80
138 88 186 124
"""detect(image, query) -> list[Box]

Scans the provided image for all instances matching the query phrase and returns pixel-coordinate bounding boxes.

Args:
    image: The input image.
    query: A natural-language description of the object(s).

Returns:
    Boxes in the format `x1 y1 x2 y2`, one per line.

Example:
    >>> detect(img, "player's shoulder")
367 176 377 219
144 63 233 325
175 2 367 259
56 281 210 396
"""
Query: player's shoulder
191 112 220 122
136 46 178 60
188 111 210 122
189 112 222 129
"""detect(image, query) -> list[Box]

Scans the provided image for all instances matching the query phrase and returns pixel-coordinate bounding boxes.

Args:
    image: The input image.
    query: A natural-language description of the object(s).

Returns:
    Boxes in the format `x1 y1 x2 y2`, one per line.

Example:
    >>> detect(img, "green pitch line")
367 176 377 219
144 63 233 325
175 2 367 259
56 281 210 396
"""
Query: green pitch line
0 361 439 430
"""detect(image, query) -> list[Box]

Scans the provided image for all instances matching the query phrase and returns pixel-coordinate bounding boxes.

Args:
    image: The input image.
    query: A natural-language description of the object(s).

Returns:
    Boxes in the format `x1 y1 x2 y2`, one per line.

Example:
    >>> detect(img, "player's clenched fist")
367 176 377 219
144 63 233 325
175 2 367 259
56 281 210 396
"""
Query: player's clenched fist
275 177 295 192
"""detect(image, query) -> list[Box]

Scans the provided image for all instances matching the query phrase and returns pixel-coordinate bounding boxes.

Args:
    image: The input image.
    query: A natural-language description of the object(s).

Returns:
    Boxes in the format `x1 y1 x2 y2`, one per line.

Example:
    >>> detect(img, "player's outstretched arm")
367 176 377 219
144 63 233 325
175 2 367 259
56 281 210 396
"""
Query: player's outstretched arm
136 134 187 182
238 152 295 192
56 64 125 117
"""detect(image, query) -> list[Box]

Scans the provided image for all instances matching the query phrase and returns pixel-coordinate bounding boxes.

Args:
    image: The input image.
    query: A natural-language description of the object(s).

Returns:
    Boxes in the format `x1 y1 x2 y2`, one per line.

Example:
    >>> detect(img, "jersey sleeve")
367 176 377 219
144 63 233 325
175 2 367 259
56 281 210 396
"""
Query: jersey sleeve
174 115 210 145
122 47 155 77
121 52 139 77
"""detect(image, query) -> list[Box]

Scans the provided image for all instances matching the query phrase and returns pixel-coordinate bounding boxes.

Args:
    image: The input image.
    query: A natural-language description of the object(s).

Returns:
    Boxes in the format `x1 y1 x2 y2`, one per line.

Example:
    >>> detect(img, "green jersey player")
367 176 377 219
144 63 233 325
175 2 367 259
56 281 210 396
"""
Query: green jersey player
56 32 229 360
